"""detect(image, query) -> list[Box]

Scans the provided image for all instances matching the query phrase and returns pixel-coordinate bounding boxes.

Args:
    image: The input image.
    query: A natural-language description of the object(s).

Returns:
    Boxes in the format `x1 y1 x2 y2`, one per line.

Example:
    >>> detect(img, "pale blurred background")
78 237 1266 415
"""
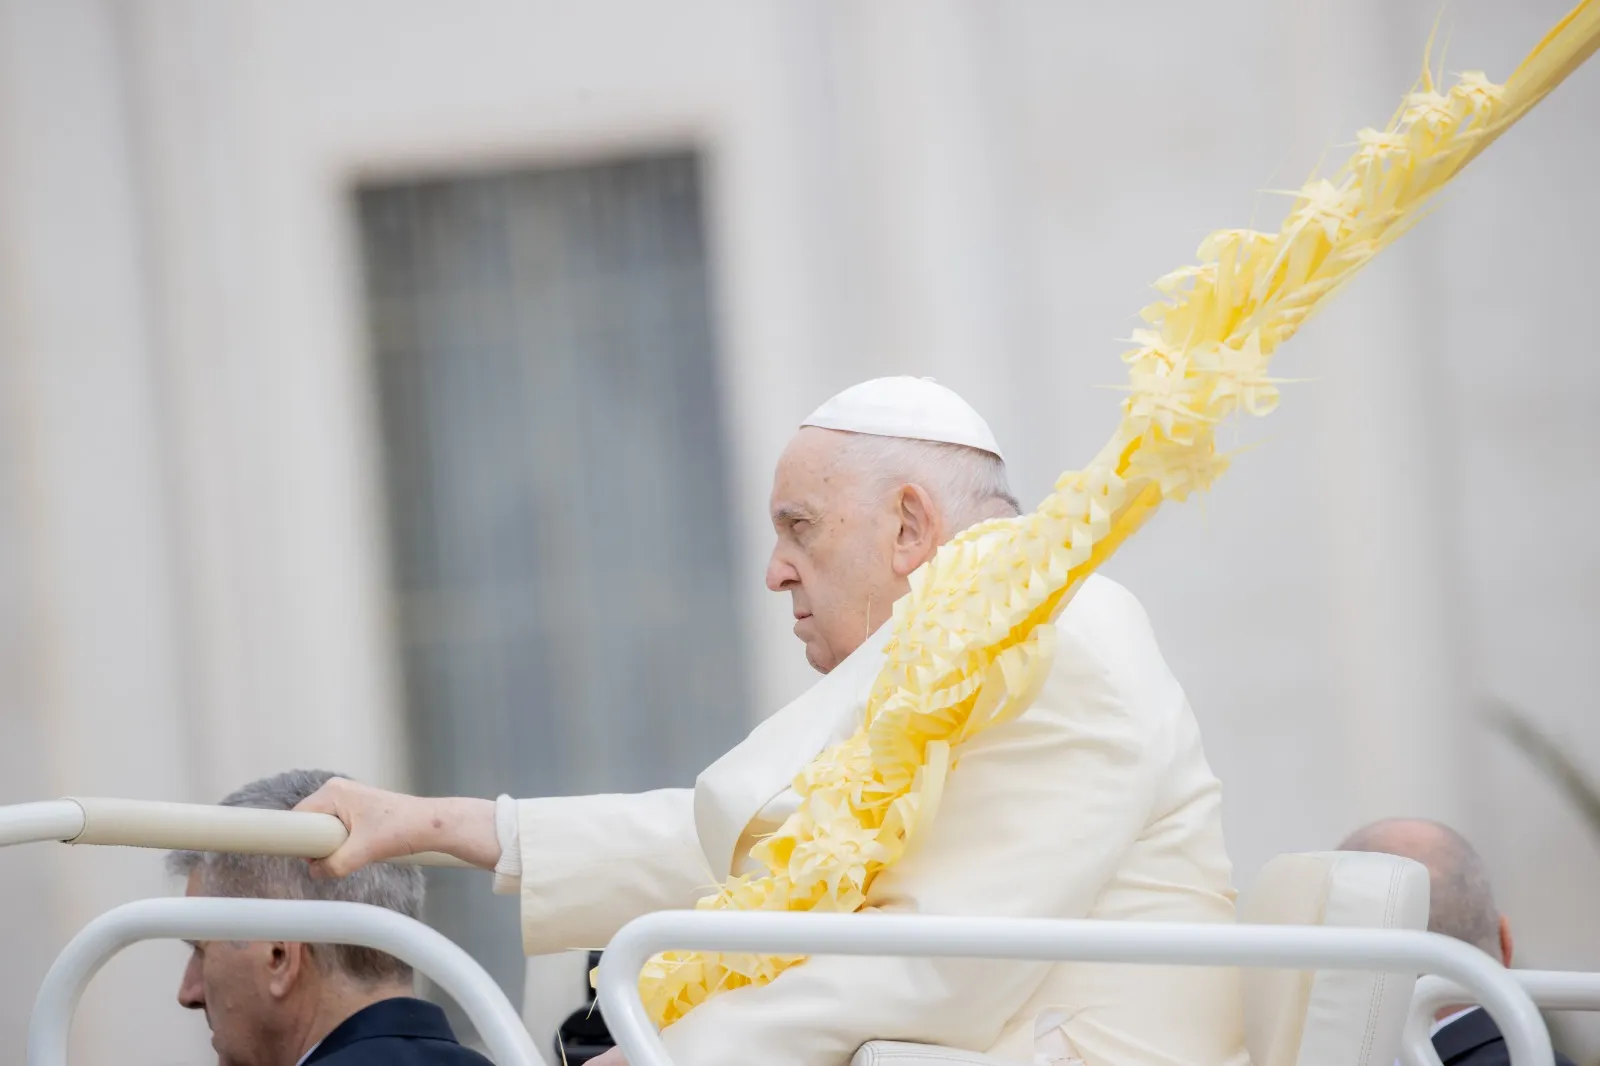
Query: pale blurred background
0 1 1596 1063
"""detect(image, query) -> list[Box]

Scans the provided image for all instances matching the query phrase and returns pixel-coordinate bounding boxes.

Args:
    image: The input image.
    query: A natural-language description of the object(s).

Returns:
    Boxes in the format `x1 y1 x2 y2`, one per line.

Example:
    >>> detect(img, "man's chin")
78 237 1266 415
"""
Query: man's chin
803 642 836 674
210 1032 236 1066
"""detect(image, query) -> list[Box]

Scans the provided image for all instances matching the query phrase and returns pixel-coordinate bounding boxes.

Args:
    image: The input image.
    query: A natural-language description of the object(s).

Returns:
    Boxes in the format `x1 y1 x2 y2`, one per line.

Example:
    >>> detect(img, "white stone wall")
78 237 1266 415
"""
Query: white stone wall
0 1 1596 1062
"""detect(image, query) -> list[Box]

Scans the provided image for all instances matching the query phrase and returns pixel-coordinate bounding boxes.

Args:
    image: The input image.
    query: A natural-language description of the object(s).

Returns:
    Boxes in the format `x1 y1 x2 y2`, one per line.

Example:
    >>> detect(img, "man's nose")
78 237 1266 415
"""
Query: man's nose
177 956 204 1010
766 550 797 592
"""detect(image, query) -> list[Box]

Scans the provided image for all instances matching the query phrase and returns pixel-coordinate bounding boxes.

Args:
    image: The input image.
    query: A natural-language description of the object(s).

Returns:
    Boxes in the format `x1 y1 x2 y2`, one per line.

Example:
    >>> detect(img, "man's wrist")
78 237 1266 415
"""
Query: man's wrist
422 796 502 870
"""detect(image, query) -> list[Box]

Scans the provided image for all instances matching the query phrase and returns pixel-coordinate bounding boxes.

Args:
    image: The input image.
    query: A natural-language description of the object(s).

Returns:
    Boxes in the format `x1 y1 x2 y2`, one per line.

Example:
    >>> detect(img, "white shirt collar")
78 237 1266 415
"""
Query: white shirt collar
293 1040 321 1066
1393 1006 1480 1066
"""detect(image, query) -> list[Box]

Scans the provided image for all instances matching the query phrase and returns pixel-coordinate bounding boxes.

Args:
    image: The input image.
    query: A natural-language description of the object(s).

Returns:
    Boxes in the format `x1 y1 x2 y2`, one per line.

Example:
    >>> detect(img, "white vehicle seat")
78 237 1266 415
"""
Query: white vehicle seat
1238 851 1431 1066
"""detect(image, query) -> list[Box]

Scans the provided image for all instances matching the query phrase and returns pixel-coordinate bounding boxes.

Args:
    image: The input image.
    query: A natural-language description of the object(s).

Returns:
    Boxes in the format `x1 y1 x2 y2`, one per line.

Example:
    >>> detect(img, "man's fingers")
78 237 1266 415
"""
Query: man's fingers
293 779 352 820
295 791 337 817
307 844 363 880
294 779 429 878
296 781 364 877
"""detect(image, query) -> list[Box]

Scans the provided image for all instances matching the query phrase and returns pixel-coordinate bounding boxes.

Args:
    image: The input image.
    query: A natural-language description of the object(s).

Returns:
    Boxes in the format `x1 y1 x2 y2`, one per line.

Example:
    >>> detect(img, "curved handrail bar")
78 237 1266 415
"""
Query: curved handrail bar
27 897 541 1066
597 912 1552 1066
0 798 468 867
1400 971 1600 1066
0 801 85 849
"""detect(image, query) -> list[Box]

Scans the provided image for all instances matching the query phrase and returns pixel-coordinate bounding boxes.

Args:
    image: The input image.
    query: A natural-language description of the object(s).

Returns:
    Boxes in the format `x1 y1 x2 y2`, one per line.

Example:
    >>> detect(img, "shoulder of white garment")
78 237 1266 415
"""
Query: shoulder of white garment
1053 573 1158 650
1032 573 1189 733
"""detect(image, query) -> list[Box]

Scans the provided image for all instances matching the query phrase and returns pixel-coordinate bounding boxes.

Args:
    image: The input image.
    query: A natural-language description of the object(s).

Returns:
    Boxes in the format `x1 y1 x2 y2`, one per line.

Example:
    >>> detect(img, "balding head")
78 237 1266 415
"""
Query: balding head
1339 818 1510 964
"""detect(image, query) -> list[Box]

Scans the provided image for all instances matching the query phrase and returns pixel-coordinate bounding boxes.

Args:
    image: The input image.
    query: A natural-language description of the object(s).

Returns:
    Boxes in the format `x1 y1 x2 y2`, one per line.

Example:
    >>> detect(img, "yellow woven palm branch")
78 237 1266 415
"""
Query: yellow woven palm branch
636 0 1600 1027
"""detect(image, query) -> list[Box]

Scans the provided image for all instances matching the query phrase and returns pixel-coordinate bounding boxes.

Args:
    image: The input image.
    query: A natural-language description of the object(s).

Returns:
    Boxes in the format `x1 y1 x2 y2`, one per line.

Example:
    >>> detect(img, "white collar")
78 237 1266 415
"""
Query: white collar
293 1040 322 1066
1393 1007 1481 1066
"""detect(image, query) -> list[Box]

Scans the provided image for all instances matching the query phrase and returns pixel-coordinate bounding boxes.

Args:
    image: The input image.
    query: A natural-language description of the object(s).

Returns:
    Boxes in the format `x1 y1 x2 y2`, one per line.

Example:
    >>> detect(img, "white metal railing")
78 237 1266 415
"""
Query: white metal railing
26 898 542 1066
1400 970 1600 1066
0 797 468 866
597 911 1555 1066
1 800 1570 1066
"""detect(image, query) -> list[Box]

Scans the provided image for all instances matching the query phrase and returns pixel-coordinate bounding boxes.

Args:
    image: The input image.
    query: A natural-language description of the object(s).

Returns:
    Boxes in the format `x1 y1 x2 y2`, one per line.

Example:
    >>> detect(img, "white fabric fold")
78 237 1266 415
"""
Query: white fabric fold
492 793 521 896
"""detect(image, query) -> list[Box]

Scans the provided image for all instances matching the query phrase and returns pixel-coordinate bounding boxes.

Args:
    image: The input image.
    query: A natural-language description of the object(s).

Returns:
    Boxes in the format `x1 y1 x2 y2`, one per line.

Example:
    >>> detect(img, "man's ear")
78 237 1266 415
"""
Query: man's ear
891 484 942 577
267 942 309 1000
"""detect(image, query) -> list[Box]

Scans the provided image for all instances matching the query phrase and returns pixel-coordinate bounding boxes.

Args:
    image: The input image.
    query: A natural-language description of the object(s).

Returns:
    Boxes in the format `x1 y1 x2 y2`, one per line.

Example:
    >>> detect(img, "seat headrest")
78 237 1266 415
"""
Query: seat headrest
1239 851 1431 1066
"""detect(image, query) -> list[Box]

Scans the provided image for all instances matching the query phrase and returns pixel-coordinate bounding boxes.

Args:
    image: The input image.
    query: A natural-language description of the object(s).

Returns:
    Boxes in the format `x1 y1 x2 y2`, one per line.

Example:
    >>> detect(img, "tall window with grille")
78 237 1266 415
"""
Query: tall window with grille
356 151 750 1028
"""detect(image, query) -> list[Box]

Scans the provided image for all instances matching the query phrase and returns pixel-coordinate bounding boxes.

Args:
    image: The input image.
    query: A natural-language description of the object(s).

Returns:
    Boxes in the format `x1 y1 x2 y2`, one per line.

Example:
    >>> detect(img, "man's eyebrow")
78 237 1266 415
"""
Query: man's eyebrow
771 503 818 524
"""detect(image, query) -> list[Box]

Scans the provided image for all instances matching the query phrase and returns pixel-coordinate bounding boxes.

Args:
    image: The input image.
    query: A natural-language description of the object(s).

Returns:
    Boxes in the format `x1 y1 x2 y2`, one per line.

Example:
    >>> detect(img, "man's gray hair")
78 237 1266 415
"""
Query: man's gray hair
167 769 424 984
1339 818 1500 955
837 434 1022 531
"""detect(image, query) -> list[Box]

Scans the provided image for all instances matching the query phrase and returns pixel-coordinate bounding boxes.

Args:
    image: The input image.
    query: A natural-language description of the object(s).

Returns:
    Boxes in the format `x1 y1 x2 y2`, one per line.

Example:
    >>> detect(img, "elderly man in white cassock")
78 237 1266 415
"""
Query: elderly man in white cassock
299 377 1247 1066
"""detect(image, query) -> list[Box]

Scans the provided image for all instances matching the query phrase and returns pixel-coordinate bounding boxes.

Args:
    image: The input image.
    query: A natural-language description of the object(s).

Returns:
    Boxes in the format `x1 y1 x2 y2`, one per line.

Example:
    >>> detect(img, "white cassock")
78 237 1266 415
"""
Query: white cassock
496 575 1248 1066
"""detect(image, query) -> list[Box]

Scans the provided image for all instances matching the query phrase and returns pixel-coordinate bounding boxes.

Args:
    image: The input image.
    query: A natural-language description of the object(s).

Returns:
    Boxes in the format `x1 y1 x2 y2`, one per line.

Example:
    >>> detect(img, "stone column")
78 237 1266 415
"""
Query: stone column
0 1 197 1060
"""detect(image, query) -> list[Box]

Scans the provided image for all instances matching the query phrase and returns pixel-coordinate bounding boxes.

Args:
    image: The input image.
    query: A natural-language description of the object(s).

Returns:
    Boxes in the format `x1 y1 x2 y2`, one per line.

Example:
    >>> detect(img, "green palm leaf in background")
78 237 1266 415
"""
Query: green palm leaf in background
1483 698 1600 1066
1486 698 1600 844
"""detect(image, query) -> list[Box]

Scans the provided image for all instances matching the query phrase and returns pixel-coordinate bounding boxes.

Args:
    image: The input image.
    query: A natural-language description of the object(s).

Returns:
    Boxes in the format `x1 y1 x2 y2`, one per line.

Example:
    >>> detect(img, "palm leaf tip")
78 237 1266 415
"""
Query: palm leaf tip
1484 699 1600 841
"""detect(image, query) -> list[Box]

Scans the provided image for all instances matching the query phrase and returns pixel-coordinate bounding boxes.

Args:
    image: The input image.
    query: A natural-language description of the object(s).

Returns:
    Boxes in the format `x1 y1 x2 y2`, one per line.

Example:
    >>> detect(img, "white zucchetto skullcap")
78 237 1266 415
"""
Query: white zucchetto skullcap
800 376 1004 461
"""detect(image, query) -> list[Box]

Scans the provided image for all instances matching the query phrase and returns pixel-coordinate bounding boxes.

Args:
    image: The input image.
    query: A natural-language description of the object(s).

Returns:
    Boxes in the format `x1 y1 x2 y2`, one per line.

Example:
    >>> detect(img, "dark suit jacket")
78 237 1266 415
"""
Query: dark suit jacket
1433 1007 1577 1066
302 997 494 1066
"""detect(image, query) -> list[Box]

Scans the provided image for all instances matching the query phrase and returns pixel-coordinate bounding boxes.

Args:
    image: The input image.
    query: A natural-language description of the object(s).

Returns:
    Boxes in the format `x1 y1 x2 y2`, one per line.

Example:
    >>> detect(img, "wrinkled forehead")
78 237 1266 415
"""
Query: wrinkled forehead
769 427 860 516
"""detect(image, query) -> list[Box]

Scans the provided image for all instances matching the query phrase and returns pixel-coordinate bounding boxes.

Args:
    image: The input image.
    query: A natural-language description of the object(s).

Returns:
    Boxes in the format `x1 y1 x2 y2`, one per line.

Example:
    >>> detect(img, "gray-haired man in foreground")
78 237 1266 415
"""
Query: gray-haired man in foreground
170 769 492 1066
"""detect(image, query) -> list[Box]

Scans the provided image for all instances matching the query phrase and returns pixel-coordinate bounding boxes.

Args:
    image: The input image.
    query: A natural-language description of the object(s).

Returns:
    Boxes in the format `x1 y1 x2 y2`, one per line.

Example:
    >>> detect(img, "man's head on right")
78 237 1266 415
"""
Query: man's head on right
766 383 1020 675
1339 817 1512 966
167 769 425 1066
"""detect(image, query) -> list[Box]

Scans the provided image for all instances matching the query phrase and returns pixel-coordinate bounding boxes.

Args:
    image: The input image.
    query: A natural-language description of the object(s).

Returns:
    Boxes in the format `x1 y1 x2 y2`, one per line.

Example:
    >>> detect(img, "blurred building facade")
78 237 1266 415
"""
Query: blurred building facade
0 1 1596 1063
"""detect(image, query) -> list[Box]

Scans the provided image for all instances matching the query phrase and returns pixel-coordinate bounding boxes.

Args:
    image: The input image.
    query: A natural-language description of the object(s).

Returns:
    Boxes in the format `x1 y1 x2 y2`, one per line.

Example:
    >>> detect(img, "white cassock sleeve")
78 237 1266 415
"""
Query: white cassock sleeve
505 789 714 956
657 584 1182 1066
